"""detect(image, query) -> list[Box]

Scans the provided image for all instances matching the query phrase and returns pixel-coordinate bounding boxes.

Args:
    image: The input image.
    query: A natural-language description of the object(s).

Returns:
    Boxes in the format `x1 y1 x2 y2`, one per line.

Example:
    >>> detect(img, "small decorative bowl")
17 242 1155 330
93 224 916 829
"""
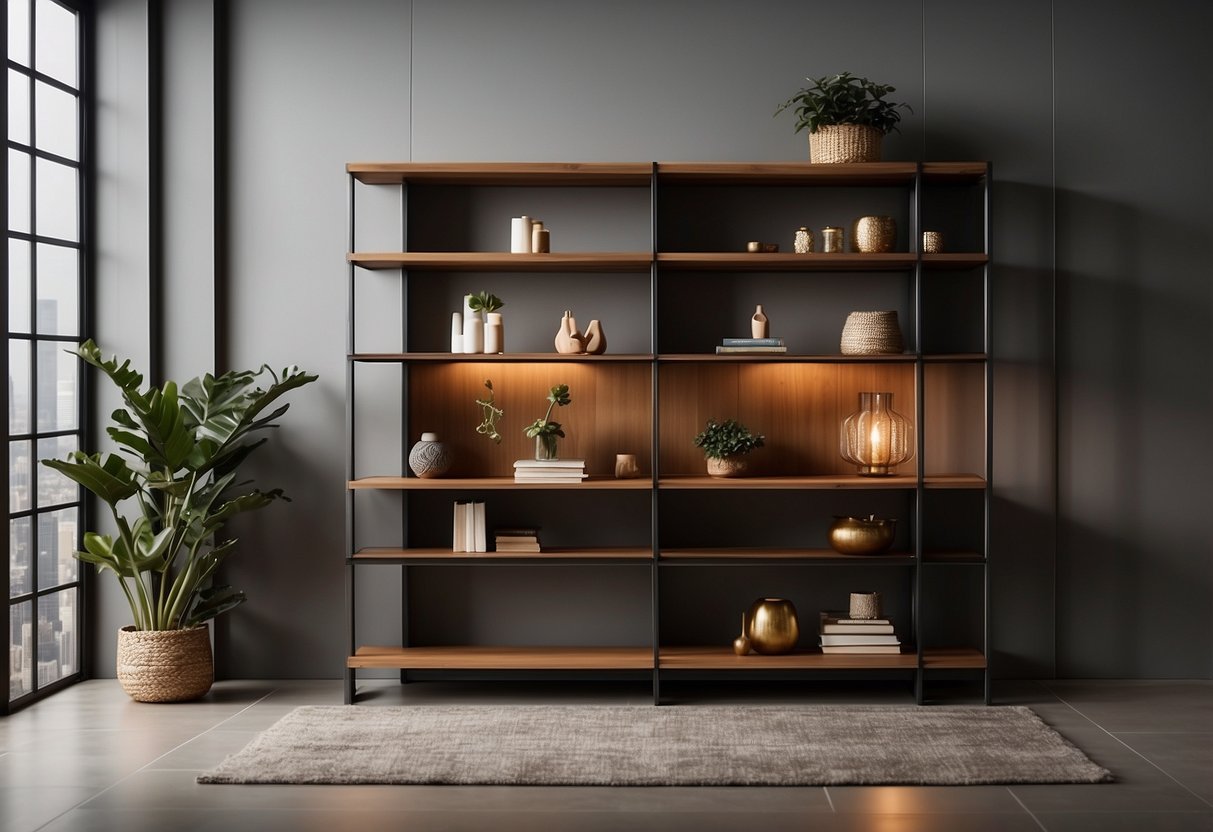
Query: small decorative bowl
828 515 896 555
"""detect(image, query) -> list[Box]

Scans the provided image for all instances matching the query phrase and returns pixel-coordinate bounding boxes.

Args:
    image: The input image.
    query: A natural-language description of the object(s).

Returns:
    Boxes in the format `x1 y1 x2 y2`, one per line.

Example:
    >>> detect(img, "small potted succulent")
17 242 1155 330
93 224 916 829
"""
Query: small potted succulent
774 71 911 163
693 418 765 477
524 384 571 460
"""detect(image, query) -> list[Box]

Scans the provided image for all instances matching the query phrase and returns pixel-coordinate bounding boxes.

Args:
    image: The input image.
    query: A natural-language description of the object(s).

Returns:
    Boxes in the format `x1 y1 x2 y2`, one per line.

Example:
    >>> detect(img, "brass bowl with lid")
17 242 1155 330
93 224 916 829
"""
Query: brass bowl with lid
828 514 897 555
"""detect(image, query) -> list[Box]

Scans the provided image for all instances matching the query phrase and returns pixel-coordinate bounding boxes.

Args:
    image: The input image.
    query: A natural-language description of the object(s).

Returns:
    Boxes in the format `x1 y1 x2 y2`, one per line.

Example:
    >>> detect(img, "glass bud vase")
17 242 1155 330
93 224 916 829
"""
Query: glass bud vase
535 434 558 460
839 392 914 476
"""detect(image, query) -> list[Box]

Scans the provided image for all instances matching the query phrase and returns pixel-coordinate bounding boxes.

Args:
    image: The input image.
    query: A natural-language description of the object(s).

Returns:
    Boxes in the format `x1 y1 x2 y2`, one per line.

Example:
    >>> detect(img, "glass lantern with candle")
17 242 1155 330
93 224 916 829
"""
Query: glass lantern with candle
839 392 914 476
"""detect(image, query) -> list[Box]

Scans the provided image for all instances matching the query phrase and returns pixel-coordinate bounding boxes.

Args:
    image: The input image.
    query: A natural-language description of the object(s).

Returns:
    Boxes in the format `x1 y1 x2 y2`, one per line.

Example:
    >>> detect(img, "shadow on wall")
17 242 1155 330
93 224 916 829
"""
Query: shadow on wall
1055 188 1212 677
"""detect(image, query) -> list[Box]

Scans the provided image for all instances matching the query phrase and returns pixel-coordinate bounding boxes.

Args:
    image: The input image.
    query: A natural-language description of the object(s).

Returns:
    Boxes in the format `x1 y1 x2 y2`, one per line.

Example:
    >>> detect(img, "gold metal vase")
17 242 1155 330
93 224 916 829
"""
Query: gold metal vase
745 597 800 655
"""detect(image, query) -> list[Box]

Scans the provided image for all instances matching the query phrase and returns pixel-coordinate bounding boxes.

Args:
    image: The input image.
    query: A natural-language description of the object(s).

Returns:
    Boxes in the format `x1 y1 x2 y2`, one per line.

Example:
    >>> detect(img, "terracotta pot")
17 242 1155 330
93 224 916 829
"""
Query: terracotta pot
116 625 213 703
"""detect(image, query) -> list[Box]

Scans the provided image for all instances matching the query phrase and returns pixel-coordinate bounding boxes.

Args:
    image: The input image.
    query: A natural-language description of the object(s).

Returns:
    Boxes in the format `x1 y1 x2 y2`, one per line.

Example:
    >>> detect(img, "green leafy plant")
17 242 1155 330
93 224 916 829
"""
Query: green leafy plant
774 71 910 135
474 378 504 443
40 340 317 631
524 384 572 456
693 418 765 460
467 291 504 314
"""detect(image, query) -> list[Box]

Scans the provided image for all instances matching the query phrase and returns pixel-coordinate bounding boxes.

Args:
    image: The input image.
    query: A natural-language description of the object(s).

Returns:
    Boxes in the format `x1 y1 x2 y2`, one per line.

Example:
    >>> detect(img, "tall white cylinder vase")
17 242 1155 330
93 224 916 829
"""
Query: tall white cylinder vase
511 216 532 253
450 312 464 353
462 314 484 354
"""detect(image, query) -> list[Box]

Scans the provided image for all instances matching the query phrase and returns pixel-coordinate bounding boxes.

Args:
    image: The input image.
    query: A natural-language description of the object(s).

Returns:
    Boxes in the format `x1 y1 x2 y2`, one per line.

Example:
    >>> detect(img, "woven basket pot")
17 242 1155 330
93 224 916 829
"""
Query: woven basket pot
706 456 749 478
809 124 883 164
840 311 904 355
116 625 213 703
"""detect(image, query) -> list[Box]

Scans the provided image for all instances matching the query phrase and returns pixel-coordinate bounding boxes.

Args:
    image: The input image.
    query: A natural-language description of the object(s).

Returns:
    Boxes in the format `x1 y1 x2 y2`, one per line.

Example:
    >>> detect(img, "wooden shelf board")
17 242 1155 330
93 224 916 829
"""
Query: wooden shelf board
922 353 987 363
658 475 919 490
349 476 653 491
658 353 915 364
348 162 654 186
922 253 989 269
921 647 987 669
660 548 914 564
658 252 915 272
348 645 654 670
352 547 652 562
656 162 918 185
349 251 652 272
923 551 986 564
921 161 989 181
660 646 918 670
924 474 987 489
351 352 655 363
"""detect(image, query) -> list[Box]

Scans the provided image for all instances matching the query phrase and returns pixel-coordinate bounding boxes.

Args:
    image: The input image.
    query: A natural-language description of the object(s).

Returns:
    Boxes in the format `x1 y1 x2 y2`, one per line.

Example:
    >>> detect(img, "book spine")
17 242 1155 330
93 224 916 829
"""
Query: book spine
721 337 784 346
473 501 486 553
715 346 788 354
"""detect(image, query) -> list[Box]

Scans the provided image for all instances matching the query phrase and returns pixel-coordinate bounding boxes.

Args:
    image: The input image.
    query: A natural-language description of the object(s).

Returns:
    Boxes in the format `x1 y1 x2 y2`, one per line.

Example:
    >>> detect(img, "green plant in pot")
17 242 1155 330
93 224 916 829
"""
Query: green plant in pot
774 71 911 163
524 384 571 460
40 340 317 702
694 418 765 478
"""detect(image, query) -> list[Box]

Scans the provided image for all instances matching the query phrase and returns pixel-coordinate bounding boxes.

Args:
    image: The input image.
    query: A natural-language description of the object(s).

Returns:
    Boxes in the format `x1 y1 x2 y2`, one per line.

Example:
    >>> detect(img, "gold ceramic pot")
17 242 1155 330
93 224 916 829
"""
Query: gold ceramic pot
828 515 897 555
745 597 799 654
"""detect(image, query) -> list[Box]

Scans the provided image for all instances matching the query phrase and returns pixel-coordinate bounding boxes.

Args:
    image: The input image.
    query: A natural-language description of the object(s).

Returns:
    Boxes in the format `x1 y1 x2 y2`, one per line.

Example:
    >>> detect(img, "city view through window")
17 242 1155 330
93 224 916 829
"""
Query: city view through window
7 0 84 706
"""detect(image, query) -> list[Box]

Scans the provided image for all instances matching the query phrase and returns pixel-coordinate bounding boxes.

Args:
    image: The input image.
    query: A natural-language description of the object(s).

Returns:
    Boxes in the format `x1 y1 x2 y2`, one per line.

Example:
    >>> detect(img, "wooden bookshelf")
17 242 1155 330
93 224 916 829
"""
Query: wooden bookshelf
348 646 654 670
659 646 918 670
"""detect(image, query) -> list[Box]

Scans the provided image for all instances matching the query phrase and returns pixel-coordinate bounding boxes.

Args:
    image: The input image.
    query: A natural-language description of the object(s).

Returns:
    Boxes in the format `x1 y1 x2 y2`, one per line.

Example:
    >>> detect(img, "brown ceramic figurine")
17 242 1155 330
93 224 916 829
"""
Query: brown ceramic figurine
554 310 586 354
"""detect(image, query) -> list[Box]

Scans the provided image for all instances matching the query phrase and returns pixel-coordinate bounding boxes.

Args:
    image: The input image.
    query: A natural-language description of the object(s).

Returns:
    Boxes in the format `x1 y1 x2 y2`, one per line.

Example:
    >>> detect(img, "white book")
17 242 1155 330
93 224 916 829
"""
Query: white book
513 477 588 484
464 501 476 553
513 471 587 479
514 458 586 468
820 644 902 654
452 501 467 553
819 634 900 646
473 501 486 553
820 623 896 634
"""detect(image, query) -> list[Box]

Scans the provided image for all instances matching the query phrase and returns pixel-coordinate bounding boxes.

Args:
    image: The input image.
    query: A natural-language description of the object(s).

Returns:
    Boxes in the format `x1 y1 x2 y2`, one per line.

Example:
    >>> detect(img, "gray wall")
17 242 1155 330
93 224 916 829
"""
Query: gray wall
89 0 1212 680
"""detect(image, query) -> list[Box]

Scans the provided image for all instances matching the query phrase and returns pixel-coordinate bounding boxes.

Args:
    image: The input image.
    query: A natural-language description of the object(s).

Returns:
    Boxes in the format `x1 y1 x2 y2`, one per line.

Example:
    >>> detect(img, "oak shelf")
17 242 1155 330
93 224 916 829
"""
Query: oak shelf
658 475 920 490
658 353 918 364
349 251 652 272
348 645 654 670
350 352 654 363
347 161 654 185
659 548 915 564
349 476 653 491
658 252 915 272
659 646 918 670
352 547 652 563
921 647 987 669
655 161 918 186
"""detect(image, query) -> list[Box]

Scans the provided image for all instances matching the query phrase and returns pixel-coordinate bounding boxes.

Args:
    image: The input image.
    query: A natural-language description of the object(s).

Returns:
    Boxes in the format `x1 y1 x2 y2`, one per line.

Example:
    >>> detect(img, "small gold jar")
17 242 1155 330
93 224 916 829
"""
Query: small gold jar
852 216 896 253
794 227 814 254
821 226 844 253
922 230 944 253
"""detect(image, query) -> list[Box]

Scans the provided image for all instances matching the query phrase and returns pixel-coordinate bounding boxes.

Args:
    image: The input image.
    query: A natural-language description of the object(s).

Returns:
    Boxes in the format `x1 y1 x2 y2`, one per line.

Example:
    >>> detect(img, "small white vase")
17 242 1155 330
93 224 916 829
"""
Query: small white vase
450 312 464 353
463 314 483 354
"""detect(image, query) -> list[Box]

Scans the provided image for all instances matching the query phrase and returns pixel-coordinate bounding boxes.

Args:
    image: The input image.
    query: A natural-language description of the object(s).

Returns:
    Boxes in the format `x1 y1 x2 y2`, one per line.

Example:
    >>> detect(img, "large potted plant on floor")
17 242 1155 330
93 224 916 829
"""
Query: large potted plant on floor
775 71 910 163
41 340 317 702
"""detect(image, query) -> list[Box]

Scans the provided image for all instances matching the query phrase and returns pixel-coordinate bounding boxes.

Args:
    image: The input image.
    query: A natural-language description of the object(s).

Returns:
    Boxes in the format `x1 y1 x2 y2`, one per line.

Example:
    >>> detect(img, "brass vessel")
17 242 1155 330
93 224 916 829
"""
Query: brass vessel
828 515 897 555
745 597 799 655
732 613 751 656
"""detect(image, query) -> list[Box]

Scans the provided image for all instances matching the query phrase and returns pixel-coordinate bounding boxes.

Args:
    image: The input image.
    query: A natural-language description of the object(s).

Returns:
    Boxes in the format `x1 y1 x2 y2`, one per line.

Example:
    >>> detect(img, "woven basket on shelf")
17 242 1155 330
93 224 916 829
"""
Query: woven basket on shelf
809 124 883 164
840 311 904 355
116 625 213 703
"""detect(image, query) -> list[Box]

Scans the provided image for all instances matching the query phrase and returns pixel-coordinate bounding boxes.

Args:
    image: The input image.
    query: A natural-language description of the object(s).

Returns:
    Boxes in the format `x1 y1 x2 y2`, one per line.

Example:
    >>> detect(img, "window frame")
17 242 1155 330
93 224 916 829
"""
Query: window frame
4 0 91 715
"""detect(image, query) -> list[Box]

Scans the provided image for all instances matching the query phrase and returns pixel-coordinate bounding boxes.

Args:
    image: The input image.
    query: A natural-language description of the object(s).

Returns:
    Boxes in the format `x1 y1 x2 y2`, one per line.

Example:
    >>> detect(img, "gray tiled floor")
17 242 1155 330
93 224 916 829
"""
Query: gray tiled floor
1 678 1209 831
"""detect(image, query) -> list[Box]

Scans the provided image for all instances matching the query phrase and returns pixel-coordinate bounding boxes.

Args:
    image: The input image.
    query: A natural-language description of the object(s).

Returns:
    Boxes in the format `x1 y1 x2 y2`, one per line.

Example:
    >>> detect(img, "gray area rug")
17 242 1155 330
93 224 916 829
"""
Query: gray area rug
198 704 1111 786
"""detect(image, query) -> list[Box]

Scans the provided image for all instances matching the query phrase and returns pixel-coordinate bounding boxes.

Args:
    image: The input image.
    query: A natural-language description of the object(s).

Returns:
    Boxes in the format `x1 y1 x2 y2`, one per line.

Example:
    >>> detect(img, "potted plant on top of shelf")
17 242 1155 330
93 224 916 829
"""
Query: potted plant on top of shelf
524 384 572 460
40 340 317 702
774 71 911 163
694 418 765 478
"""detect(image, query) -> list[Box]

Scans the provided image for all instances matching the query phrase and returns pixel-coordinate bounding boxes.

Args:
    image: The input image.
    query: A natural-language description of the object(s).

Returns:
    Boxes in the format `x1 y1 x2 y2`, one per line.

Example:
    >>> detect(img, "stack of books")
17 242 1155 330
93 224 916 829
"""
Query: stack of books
513 458 587 483
715 337 787 355
494 528 541 553
818 611 901 654
452 500 486 553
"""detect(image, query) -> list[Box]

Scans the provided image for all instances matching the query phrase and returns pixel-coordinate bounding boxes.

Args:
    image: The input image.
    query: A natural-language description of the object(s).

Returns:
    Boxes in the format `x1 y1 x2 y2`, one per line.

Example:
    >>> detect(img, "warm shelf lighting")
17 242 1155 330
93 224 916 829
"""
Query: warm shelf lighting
840 392 914 476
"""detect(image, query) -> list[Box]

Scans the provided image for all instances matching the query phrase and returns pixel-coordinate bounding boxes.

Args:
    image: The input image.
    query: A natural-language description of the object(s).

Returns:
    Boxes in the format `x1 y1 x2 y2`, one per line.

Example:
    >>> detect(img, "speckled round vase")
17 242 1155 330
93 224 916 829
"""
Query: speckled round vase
408 432 453 478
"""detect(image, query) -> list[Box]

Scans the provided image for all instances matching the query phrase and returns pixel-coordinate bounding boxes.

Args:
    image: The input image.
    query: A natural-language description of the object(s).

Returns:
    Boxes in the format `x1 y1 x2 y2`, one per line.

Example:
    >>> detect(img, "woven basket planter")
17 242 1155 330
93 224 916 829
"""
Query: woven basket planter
840 311 904 355
706 456 749 478
116 625 213 703
808 124 883 163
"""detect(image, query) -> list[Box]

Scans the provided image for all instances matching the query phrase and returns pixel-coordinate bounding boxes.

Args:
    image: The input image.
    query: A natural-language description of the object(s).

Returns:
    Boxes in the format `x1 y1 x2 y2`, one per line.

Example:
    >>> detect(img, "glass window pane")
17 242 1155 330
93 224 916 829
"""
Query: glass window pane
35 80 77 161
8 149 31 234
34 0 75 88
35 243 77 335
35 158 77 241
8 0 30 67
36 434 77 508
37 507 76 590
37 589 75 684
8 69 30 144
9 239 32 332
36 340 76 431
11 601 33 699
10 439 31 512
10 516 31 597
8 338 30 433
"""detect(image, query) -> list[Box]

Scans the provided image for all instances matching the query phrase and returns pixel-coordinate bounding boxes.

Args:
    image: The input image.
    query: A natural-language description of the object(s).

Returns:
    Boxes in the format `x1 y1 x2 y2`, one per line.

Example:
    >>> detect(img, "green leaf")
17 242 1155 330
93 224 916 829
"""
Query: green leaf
41 452 140 507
